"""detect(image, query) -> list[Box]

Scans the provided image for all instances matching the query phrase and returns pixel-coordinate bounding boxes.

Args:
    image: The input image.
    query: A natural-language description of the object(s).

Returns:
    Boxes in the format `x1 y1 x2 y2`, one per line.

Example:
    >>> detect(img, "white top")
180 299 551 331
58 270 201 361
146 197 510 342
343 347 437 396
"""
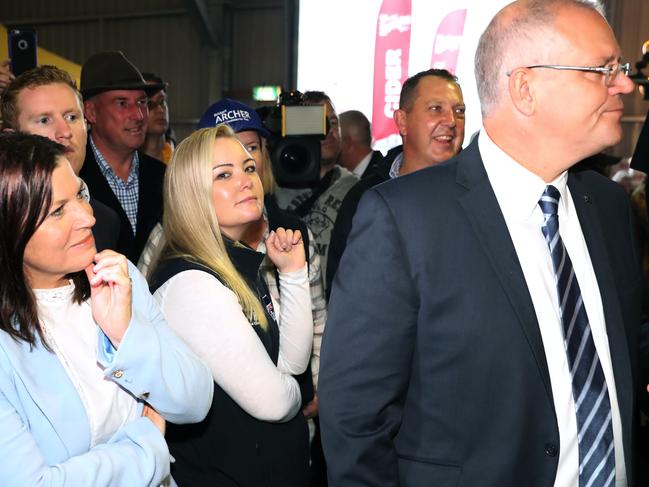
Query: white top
154 265 313 422
479 130 626 487
352 151 373 178
35 282 139 448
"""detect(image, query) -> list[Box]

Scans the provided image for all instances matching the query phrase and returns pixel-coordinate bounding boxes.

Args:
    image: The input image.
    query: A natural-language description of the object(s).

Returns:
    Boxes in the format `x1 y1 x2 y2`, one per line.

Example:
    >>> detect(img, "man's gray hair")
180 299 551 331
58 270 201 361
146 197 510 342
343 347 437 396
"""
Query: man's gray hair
475 0 606 117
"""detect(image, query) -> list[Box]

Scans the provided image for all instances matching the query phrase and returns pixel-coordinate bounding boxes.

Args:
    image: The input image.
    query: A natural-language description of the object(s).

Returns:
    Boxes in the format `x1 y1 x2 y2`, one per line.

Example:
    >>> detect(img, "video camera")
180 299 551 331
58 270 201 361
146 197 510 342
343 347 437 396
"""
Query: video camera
260 90 329 188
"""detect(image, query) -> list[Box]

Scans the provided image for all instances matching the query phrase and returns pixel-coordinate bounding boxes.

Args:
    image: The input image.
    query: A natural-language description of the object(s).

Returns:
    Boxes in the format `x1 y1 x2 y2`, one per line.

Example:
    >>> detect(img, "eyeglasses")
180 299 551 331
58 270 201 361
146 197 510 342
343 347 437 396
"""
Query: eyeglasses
506 62 630 86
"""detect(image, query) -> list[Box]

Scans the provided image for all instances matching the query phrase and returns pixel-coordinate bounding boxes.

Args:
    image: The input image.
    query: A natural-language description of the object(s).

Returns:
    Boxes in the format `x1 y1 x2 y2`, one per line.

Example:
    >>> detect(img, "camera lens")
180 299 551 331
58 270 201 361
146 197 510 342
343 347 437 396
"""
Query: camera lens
280 144 310 175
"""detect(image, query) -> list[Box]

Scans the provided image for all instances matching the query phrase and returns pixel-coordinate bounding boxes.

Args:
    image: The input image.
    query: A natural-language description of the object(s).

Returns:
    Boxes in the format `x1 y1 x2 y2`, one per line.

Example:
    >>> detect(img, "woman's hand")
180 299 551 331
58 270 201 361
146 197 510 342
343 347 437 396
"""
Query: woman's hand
84 250 132 348
143 405 166 436
265 228 305 274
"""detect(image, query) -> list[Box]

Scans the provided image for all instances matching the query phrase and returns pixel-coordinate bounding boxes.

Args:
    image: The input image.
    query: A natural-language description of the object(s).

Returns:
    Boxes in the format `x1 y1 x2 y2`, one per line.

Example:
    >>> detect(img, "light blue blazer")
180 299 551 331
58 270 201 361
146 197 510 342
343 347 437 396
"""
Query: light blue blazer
0 263 214 486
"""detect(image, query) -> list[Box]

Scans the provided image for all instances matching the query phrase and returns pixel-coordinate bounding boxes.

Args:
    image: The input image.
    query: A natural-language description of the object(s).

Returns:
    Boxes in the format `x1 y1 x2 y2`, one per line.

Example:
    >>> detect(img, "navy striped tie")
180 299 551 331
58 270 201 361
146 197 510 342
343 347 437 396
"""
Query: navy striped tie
539 185 615 487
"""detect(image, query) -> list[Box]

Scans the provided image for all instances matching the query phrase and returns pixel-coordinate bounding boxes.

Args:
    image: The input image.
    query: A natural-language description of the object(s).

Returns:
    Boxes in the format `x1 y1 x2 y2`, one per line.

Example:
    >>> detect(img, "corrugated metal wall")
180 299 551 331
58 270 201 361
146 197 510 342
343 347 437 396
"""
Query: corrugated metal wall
2 0 647 150
1 0 291 142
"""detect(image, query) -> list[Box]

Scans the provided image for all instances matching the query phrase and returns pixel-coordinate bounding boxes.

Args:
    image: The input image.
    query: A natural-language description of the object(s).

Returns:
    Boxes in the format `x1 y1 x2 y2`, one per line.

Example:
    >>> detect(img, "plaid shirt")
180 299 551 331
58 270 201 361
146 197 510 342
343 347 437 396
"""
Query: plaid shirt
90 136 140 235
388 151 403 179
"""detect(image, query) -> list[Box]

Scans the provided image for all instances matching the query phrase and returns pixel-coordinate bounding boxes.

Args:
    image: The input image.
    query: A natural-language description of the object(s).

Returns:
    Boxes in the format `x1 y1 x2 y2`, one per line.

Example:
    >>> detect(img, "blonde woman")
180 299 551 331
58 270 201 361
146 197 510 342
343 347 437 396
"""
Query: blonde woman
150 125 313 487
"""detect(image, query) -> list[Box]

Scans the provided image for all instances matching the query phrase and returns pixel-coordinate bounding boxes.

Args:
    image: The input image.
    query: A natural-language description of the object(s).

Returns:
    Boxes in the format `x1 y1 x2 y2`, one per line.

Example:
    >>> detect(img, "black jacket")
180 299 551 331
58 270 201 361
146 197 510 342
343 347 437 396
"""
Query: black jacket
80 142 165 263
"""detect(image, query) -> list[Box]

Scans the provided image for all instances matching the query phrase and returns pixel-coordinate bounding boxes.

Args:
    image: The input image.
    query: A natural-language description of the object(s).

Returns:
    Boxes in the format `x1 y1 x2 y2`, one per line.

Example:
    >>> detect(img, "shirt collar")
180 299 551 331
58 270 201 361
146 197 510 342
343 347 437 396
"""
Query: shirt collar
479 128 568 222
90 135 140 183
389 152 403 179
353 151 373 177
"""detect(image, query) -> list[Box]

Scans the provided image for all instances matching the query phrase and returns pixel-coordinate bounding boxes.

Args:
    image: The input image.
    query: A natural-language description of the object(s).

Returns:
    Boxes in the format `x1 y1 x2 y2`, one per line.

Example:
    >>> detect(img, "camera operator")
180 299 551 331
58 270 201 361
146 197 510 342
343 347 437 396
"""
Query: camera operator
274 91 358 285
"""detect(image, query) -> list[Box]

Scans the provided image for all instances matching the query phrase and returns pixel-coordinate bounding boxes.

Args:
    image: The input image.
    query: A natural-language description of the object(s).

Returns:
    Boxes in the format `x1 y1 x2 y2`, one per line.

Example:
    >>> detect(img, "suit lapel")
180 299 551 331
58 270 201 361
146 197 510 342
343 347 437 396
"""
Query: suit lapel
456 141 554 405
81 145 129 225
568 173 633 448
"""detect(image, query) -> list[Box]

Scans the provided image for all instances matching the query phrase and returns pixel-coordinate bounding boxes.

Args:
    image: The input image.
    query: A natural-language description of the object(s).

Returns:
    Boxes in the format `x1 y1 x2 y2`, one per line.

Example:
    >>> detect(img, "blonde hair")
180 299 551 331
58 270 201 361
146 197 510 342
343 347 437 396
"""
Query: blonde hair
259 140 277 194
161 124 268 329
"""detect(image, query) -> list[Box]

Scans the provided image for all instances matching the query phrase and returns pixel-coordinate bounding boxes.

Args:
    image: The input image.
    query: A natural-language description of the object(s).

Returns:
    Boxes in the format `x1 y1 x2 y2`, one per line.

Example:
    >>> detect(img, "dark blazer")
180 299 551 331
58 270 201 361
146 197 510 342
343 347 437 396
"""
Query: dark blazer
89 196 120 252
325 160 391 298
359 150 386 179
319 139 646 486
80 142 165 263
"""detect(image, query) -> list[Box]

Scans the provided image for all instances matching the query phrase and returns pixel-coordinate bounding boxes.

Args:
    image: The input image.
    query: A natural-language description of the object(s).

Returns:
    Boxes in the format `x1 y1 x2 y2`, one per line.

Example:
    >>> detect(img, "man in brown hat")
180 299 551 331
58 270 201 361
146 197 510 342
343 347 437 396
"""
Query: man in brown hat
80 51 166 263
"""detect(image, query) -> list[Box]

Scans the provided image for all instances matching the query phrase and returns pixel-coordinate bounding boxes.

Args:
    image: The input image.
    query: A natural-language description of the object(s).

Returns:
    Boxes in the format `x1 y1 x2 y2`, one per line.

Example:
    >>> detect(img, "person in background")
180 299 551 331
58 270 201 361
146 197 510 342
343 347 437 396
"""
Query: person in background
141 72 175 164
274 91 359 284
338 109 384 179
0 59 15 93
0 132 213 486
150 125 313 486
326 69 465 297
80 51 166 263
1 64 120 251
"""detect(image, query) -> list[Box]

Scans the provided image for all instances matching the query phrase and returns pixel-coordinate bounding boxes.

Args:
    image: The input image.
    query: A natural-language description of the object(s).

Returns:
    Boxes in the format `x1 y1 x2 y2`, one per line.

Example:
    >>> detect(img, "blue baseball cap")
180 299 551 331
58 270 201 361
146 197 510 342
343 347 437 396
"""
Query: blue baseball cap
197 98 270 138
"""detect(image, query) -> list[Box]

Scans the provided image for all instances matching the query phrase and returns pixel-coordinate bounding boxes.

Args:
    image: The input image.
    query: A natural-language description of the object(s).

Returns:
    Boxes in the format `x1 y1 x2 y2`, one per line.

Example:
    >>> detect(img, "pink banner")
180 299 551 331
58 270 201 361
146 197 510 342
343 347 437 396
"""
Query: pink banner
371 0 412 141
430 9 467 74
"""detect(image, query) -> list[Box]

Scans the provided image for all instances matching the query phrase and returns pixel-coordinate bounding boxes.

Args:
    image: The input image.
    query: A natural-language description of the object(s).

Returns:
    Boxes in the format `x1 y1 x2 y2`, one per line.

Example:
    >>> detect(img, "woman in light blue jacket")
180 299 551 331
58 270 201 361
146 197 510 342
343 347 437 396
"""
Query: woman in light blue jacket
0 132 213 486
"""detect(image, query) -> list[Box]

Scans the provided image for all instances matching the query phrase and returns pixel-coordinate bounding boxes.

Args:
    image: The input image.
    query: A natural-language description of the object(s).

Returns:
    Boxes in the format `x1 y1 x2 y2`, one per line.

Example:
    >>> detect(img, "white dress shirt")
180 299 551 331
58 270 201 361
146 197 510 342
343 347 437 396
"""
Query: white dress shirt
352 151 373 178
35 282 139 448
479 130 626 487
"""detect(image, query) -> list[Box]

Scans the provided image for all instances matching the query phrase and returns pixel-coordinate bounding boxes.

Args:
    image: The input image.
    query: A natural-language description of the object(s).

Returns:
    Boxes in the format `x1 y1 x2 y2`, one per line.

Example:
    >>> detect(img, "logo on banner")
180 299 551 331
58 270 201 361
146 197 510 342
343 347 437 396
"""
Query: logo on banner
378 14 412 37
372 0 412 142
430 9 467 73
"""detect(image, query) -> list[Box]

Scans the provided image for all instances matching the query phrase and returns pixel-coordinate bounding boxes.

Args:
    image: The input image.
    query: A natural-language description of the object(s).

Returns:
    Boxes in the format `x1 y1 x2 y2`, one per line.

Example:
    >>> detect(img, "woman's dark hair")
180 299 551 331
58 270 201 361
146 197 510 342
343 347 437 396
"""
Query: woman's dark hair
0 132 90 347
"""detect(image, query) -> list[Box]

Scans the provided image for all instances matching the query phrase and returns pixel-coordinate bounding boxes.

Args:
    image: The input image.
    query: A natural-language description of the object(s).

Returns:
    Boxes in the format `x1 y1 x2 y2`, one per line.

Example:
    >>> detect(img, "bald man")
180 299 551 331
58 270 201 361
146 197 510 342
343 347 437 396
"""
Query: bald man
319 1 647 486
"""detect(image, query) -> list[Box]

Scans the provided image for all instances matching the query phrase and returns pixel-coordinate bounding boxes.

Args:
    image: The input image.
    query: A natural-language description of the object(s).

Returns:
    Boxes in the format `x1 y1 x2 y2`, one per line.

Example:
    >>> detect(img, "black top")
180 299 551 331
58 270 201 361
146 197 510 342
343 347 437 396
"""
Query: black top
150 242 309 487
89 196 120 252
325 155 394 299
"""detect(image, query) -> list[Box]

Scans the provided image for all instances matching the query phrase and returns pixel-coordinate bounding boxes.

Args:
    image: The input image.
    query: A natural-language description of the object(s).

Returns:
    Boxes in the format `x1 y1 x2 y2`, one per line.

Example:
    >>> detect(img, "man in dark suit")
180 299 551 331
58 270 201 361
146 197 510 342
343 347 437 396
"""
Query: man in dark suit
0 65 119 251
326 70 465 297
319 1 647 486
339 110 384 179
80 51 166 263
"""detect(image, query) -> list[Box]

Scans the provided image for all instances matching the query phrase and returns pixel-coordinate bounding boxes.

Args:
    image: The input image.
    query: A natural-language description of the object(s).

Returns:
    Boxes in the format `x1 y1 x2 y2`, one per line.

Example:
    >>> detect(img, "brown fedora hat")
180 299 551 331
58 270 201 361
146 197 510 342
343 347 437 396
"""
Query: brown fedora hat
80 51 165 101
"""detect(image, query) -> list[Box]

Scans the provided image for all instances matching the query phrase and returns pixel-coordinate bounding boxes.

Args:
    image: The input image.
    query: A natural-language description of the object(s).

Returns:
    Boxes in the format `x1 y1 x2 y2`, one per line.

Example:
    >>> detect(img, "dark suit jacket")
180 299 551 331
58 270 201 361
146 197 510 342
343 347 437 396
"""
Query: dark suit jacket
325 160 391 298
358 150 386 179
80 143 165 263
89 196 120 252
319 139 646 486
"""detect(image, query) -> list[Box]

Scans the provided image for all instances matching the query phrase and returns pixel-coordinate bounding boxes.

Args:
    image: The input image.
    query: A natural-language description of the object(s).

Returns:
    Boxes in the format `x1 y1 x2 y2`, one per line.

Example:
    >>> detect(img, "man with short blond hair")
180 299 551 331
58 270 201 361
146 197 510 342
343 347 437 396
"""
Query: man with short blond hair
0 65 119 251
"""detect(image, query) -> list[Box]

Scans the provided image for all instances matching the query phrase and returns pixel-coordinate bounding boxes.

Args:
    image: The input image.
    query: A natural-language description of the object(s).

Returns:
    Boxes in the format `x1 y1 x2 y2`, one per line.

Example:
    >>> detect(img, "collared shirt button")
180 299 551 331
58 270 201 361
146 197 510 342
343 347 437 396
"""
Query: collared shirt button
112 369 124 379
544 443 558 457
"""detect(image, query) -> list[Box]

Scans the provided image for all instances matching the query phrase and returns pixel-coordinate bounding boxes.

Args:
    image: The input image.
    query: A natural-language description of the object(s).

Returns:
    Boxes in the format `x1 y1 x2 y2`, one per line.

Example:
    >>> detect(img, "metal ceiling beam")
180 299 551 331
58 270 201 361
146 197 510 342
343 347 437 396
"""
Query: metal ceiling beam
185 0 219 49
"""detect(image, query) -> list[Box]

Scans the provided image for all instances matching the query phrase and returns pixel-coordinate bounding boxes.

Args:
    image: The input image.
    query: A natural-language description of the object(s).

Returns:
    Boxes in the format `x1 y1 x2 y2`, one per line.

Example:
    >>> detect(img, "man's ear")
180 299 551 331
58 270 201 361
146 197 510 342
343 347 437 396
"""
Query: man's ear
507 68 536 117
83 99 96 124
393 109 407 137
